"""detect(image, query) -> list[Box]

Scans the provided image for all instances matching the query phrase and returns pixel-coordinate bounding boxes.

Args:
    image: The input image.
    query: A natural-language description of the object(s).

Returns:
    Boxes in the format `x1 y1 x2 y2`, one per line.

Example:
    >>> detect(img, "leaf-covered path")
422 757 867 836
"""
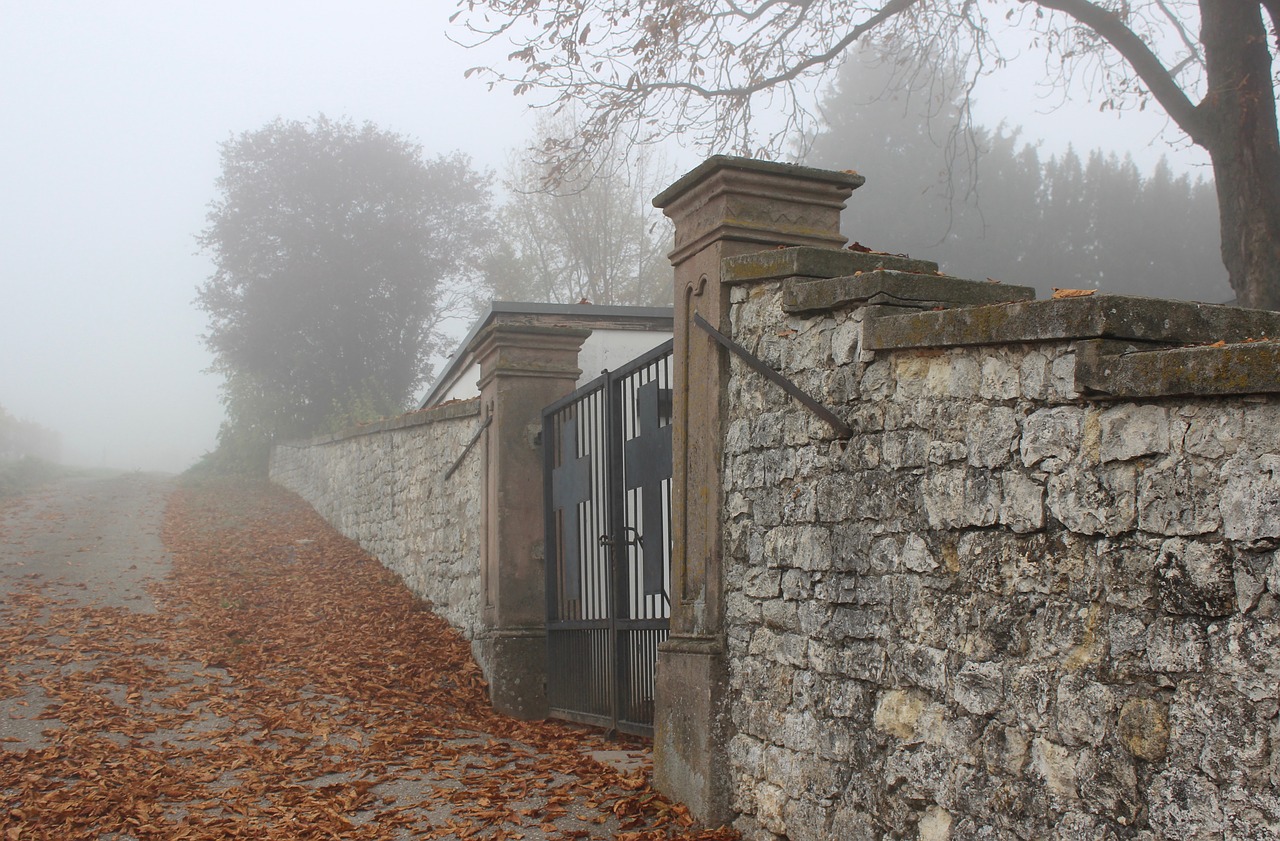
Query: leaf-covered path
0 475 735 841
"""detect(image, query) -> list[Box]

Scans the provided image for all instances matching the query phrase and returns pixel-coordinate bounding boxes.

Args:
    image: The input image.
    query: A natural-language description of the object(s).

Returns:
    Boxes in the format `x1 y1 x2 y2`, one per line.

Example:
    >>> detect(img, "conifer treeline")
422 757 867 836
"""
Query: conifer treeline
806 50 1230 303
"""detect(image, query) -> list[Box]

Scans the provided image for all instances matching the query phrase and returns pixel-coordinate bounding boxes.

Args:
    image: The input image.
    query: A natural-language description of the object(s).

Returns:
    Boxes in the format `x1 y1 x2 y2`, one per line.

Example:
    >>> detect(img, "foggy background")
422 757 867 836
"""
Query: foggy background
0 1 1211 474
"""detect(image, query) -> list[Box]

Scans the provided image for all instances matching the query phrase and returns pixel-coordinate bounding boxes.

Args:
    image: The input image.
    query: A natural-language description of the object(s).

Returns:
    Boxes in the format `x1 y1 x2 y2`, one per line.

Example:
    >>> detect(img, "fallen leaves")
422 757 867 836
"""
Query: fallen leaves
0 477 738 841
846 241 910 258
1051 287 1097 299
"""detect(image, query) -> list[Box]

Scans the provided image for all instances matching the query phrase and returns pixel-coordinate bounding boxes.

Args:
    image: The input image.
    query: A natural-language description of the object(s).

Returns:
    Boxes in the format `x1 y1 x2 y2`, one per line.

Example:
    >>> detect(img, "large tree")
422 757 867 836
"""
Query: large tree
486 113 673 307
198 116 493 467
456 0 1280 309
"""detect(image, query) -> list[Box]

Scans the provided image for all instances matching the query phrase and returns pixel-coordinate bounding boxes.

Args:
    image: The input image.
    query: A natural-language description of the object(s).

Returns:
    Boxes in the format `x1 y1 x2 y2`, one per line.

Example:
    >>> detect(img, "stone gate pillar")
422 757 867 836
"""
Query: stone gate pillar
651 156 862 824
474 321 591 720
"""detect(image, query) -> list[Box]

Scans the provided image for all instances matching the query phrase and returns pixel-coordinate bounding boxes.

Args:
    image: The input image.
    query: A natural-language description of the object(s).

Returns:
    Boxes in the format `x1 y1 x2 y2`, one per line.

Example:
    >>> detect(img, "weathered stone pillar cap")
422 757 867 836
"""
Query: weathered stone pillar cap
652 155 865 209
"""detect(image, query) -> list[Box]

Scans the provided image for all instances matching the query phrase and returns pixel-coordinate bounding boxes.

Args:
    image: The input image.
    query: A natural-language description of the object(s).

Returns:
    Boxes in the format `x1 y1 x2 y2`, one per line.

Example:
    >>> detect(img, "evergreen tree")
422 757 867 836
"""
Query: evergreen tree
806 48 1231 303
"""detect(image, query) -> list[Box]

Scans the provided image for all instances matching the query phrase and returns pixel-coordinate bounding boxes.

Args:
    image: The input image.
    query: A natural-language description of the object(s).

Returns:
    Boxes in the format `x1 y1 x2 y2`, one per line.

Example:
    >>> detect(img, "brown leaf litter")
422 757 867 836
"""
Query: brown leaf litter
0 478 737 841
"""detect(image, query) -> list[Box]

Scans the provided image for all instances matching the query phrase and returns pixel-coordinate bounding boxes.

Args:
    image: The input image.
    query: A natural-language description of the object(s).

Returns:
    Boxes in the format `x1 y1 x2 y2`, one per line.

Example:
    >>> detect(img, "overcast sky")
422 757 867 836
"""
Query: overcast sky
0 1 1211 473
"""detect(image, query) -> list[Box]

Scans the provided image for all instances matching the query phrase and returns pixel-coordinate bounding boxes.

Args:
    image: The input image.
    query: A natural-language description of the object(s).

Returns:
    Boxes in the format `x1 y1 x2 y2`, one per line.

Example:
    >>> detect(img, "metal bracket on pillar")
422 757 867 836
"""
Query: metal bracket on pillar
444 414 493 479
693 312 853 439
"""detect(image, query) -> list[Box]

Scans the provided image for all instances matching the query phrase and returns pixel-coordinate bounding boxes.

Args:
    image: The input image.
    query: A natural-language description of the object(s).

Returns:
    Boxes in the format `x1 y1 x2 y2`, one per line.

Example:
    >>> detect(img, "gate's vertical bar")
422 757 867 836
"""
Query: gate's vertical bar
605 367 627 735
542 405 559 631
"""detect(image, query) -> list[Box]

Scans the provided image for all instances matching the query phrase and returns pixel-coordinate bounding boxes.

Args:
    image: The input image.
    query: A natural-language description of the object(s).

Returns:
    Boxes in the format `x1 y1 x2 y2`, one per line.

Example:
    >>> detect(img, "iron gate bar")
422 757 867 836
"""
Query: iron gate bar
540 339 676 418
607 364 628 737
692 312 854 439
614 618 670 630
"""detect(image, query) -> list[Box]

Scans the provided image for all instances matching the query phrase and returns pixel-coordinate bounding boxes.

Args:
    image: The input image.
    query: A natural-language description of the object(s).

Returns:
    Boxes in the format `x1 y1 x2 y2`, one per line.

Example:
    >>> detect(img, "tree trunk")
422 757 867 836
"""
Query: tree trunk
1200 0 1280 310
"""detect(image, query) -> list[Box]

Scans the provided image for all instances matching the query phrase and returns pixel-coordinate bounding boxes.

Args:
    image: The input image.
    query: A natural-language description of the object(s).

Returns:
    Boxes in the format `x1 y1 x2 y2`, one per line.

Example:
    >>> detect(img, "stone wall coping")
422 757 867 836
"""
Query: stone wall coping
274 397 481 448
784 270 1036 312
1078 338 1280 397
722 245 940 283
863 293 1280 350
652 155 865 209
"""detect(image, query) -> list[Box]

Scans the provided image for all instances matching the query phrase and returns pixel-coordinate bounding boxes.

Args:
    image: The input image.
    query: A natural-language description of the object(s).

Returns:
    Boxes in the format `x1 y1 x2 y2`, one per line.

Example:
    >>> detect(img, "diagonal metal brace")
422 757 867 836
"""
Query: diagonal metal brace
444 414 493 479
693 312 853 439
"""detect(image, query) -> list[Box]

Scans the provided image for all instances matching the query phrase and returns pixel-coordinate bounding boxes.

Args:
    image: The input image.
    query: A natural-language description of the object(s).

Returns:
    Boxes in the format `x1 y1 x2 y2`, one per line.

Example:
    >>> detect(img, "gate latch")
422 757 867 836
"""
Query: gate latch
598 527 643 551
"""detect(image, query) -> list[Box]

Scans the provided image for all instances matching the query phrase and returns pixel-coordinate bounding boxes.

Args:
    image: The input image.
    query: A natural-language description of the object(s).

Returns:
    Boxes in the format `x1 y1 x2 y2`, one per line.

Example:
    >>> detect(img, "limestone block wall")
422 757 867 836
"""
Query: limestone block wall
269 399 485 642
720 267 1280 840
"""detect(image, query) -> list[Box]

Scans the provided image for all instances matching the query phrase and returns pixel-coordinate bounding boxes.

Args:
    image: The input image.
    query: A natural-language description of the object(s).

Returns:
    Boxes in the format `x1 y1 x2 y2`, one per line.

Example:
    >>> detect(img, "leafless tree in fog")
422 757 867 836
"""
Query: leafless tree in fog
485 112 673 306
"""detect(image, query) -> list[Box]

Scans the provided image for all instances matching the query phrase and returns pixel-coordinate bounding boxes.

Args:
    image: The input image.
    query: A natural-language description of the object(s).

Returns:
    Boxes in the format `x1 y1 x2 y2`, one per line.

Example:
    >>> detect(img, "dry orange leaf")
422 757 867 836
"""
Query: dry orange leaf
0 477 740 841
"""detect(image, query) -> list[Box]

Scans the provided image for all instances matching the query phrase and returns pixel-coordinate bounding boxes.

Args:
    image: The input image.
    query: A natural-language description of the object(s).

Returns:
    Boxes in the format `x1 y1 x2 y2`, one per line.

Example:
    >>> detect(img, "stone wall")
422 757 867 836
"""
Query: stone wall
718 249 1280 840
269 399 485 642
268 312 600 722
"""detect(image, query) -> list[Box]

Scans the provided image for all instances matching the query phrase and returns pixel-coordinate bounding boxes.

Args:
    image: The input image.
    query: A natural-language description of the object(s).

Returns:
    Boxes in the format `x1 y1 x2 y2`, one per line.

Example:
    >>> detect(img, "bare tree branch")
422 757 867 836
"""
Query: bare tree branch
1154 0 1204 73
1032 0 1207 141
611 0 925 100
714 0 809 24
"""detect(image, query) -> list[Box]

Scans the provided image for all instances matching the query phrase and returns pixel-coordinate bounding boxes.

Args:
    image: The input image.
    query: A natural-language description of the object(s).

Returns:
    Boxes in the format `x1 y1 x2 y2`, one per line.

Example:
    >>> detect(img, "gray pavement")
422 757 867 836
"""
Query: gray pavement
0 475 683 841
0 472 171 612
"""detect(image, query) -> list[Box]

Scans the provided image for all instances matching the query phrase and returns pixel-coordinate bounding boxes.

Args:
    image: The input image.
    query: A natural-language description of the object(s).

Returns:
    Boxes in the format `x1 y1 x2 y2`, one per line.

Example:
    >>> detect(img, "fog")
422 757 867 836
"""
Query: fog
0 1 1209 474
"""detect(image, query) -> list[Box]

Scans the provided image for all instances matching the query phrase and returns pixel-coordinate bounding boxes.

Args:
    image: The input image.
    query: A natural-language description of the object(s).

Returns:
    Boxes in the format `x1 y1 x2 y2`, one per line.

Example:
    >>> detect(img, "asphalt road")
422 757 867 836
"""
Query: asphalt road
0 475 676 841
0 472 172 613
0 473 173 757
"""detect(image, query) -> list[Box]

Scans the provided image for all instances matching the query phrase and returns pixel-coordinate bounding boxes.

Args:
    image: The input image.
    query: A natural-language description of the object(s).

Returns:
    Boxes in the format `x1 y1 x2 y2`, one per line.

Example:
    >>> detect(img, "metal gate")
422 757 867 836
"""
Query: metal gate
542 340 673 737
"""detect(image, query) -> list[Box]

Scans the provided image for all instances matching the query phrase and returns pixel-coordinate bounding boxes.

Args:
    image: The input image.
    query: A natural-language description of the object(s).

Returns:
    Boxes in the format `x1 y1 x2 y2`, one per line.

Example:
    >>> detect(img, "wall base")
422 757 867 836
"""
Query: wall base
475 628 548 720
654 635 733 827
